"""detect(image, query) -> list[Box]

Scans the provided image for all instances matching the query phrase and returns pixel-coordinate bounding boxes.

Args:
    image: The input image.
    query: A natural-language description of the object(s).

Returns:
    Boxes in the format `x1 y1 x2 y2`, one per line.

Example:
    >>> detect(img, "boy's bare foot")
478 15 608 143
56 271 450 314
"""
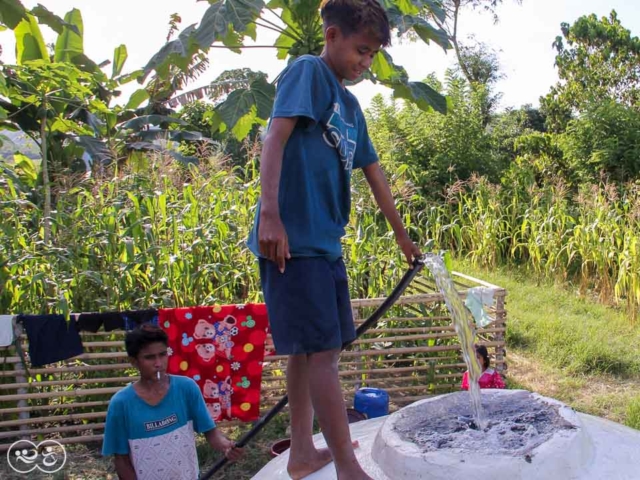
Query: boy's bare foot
287 441 360 480
287 448 332 480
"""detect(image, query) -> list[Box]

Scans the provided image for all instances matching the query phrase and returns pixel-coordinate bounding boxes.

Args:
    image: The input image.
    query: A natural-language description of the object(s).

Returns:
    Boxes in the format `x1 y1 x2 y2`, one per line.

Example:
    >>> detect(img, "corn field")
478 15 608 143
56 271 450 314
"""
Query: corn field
0 154 415 315
430 176 640 320
1 157 639 319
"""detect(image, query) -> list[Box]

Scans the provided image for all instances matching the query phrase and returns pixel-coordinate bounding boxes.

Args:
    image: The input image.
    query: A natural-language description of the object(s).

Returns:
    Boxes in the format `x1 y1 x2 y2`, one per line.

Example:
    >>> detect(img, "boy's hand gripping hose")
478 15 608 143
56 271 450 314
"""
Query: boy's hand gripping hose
200 255 426 480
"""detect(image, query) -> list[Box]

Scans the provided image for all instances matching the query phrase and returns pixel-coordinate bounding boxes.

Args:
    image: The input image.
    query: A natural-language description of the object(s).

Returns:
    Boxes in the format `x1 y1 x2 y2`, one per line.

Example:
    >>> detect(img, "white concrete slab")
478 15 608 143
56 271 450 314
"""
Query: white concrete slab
252 404 640 480
371 391 593 480
578 413 640 480
251 416 390 480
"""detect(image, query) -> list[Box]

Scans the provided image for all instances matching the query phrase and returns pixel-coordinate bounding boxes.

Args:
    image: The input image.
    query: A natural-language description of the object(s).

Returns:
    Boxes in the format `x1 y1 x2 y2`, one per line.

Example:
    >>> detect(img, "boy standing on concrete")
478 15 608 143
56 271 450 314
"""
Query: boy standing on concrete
248 1 421 478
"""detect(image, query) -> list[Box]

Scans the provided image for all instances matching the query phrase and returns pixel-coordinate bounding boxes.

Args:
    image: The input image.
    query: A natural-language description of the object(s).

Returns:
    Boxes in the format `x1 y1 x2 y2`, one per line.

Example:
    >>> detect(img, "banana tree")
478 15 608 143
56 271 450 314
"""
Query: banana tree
1 2 209 172
0 2 118 243
0 5 130 168
143 0 452 140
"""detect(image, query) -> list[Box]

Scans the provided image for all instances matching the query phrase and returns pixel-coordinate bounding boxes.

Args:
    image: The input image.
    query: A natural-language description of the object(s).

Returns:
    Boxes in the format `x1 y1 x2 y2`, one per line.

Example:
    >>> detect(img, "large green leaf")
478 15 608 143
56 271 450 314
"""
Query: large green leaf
393 0 420 15
125 89 150 110
216 77 275 140
230 104 267 139
0 0 27 29
116 69 144 85
371 50 409 83
195 0 263 49
14 14 49 64
386 6 450 50
74 135 113 165
220 27 243 54
67 53 99 73
30 4 80 35
194 2 231 48
221 0 264 34
274 28 297 60
414 0 447 23
54 9 84 63
168 150 199 166
13 153 38 184
112 44 127 78
413 22 450 49
383 0 446 23
392 81 447 114
142 25 199 79
122 115 187 131
84 110 105 136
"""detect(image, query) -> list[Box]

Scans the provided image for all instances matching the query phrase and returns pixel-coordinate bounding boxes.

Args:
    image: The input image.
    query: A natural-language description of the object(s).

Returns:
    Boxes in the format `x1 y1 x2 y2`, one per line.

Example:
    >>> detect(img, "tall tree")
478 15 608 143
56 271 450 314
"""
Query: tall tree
454 38 503 125
429 0 521 85
542 10 640 132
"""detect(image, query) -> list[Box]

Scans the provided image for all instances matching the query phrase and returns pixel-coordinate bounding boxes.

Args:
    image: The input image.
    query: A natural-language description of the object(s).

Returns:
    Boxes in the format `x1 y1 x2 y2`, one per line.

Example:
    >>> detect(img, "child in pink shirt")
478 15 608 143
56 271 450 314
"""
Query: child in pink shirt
461 345 505 390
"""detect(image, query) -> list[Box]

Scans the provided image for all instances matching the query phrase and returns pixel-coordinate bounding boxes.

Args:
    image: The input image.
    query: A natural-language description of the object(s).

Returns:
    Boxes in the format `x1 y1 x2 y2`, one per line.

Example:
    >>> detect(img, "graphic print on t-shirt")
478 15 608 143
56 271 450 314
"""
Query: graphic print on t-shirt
144 414 178 432
129 421 199 480
322 102 356 173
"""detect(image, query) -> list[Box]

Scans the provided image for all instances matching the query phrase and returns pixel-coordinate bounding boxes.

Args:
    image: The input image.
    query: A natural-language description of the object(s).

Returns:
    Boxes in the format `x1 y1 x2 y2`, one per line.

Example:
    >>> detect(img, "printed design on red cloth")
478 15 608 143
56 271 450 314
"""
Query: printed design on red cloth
159 304 269 423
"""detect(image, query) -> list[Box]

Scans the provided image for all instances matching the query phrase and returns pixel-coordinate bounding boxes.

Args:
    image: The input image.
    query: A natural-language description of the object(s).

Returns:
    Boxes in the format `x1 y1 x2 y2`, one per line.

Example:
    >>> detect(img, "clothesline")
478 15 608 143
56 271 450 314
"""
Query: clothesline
1 304 272 423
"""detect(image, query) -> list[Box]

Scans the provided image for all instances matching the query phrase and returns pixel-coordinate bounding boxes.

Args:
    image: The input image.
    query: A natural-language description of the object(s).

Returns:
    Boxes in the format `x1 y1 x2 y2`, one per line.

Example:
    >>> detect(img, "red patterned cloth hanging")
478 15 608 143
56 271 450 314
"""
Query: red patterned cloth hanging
158 303 269 422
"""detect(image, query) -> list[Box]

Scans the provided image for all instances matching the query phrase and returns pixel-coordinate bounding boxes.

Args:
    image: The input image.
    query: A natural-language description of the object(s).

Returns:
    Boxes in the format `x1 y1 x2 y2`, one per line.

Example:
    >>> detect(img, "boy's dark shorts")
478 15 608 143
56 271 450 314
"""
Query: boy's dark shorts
259 257 356 355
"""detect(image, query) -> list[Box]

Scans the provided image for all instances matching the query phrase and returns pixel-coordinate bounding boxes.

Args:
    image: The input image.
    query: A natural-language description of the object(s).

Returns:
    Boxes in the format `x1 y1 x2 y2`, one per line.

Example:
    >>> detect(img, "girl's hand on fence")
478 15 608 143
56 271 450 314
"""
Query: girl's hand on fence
396 232 422 268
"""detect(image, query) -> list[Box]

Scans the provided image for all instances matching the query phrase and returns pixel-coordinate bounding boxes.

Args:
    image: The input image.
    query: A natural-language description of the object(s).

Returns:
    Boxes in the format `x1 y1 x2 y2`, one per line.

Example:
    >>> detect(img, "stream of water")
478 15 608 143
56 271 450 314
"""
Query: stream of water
422 253 486 429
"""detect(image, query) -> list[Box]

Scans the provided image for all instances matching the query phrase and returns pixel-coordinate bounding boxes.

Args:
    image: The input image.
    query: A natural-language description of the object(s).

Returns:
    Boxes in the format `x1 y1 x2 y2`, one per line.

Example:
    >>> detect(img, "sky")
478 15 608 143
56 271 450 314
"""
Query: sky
1 0 640 111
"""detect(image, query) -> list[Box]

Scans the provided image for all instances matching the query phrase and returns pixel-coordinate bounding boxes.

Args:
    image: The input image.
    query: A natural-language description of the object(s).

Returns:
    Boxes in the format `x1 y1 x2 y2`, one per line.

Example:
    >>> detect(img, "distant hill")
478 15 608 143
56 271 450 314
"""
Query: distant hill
0 130 40 162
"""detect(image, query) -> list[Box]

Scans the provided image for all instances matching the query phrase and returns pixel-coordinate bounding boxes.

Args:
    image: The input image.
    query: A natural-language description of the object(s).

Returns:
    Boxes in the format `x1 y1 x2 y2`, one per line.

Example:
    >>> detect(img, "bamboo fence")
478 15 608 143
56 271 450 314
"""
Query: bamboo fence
0 271 507 452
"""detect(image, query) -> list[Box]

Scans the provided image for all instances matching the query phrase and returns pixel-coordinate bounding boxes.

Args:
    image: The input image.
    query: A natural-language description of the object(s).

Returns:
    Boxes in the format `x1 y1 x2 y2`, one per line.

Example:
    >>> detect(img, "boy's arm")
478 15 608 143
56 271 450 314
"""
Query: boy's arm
258 117 298 273
103 397 134 476
362 162 422 266
113 454 136 480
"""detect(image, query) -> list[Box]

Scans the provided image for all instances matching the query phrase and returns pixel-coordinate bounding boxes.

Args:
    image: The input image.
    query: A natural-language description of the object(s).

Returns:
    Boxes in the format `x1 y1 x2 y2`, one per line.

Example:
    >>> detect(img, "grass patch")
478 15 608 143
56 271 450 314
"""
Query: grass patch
454 259 640 430
503 351 639 424
198 411 290 480
454 260 640 376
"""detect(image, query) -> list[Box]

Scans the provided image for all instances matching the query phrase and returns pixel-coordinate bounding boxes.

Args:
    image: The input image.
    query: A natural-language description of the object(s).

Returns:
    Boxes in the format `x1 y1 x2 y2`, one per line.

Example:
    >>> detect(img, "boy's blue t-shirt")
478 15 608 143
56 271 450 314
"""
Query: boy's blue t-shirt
102 375 215 479
247 55 379 260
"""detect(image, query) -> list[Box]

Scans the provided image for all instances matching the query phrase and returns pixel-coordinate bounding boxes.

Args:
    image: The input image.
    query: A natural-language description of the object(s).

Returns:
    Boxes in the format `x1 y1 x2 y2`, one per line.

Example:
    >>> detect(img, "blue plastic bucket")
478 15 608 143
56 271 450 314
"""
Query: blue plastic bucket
354 388 389 419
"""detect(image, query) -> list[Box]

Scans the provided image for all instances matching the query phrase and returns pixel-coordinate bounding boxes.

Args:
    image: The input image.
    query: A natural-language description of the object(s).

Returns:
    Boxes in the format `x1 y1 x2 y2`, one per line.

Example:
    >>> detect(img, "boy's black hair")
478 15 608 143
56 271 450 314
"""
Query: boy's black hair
475 345 490 369
125 324 168 358
320 0 391 47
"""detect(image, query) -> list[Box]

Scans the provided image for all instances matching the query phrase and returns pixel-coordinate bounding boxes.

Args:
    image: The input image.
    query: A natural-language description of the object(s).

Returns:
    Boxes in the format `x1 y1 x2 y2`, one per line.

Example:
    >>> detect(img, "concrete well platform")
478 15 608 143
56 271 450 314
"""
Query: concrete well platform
252 390 640 480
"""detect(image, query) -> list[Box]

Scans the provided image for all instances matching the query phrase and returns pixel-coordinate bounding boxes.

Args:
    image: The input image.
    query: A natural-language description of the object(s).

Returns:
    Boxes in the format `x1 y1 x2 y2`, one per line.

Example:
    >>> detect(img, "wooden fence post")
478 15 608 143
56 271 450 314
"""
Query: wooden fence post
12 319 30 439
352 307 363 393
494 291 508 373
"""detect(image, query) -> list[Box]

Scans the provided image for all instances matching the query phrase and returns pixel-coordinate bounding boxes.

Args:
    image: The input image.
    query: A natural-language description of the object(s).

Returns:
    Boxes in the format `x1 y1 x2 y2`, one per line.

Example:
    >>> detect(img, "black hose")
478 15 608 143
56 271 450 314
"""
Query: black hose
200 257 425 479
